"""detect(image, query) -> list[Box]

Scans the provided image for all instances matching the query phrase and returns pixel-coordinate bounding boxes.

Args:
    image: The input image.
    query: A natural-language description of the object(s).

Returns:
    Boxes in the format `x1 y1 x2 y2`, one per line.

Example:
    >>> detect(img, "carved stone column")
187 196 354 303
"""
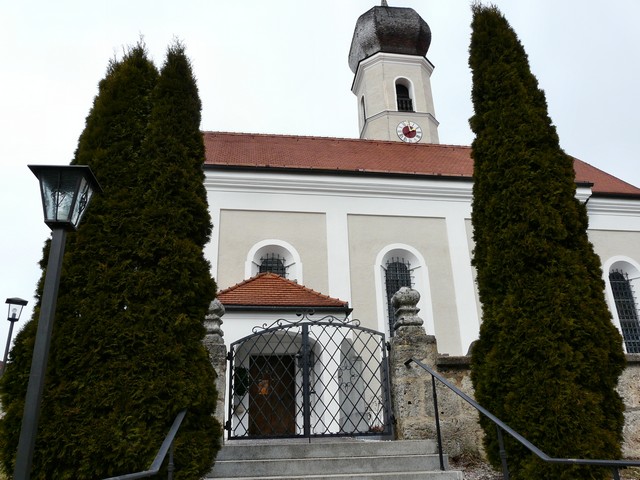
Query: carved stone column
388 287 439 439
203 298 227 439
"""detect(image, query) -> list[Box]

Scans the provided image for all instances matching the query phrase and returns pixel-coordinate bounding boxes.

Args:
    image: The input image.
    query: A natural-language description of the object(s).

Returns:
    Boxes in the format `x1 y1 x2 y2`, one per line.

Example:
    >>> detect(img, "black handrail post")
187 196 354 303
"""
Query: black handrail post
496 425 510 480
301 323 311 438
431 374 445 471
612 467 621 480
226 348 234 438
167 440 175 480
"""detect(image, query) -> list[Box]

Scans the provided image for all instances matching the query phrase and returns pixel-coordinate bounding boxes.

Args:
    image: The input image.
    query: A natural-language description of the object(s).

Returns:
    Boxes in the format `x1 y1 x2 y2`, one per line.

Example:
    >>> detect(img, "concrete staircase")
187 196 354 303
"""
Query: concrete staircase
206 438 463 479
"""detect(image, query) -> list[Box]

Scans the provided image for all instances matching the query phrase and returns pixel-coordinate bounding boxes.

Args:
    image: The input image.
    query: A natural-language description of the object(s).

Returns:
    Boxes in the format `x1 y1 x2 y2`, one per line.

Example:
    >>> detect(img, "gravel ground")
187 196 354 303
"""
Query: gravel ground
450 457 640 480
449 457 503 480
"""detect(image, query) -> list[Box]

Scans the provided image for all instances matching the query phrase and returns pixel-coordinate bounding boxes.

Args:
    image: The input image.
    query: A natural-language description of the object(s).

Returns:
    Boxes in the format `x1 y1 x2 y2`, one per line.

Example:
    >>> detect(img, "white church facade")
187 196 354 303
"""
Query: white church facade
202 3 640 360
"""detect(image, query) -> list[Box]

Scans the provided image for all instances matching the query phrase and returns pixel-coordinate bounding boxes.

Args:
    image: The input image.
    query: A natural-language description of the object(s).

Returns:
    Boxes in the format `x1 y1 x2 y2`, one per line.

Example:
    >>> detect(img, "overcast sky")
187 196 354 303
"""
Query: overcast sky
1 0 639 345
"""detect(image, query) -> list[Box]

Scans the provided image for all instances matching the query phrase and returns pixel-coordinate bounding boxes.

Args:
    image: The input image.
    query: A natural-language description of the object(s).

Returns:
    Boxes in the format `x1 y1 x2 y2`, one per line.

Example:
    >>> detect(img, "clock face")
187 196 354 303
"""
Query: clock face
396 121 423 143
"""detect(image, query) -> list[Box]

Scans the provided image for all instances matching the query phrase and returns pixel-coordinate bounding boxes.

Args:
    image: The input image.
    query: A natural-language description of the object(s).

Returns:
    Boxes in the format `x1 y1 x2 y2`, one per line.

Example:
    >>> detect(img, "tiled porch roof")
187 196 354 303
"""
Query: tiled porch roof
217 273 349 309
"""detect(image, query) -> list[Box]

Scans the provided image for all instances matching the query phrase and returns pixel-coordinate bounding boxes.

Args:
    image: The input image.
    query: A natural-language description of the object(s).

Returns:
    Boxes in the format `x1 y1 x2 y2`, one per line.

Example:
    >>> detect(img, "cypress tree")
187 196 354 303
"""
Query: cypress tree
135 41 221 478
468 5 625 479
0 41 220 479
0 44 159 479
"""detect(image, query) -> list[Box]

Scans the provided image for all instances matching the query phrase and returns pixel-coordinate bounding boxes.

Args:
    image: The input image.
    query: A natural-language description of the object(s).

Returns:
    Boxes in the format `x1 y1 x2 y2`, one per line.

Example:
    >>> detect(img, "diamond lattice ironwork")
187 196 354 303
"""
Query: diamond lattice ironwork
227 312 392 439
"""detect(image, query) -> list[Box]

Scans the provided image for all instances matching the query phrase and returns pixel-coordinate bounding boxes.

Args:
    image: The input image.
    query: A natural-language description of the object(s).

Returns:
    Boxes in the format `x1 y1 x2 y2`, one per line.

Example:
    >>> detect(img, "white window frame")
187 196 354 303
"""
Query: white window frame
374 244 433 338
602 255 640 353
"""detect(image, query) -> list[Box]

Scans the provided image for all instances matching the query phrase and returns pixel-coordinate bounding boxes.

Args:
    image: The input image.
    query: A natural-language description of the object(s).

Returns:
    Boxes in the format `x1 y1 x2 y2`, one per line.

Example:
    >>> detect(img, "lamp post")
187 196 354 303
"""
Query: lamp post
1 297 28 376
14 165 101 480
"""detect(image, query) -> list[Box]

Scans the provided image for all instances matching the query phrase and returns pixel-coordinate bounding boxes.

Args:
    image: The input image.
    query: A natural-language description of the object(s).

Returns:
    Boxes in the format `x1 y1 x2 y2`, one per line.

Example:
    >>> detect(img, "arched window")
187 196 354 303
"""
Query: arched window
246 240 302 282
360 96 366 124
375 244 433 338
609 269 640 353
395 80 413 112
259 253 287 277
384 257 413 335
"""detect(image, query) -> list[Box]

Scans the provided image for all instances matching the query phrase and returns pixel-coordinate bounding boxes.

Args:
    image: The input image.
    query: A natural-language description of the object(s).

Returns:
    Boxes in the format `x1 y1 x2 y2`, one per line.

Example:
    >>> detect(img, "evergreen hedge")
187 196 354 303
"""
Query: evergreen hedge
468 5 625 479
0 43 220 479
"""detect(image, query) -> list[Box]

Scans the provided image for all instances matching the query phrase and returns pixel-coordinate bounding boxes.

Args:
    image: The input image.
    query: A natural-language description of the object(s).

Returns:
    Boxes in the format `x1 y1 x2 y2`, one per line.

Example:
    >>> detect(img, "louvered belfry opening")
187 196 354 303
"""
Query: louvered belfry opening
396 84 413 112
609 270 640 353
384 257 413 336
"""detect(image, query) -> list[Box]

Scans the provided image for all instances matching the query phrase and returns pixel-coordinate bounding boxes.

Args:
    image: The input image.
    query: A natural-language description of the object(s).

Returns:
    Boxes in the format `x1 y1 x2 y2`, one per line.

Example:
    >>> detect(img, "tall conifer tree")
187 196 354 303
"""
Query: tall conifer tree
469 5 625 479
0 42 220 479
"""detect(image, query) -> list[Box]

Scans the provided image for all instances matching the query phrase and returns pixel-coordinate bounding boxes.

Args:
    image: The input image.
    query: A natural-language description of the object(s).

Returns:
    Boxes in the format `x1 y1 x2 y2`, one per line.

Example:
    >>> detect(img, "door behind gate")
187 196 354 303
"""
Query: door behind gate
226 313 392 439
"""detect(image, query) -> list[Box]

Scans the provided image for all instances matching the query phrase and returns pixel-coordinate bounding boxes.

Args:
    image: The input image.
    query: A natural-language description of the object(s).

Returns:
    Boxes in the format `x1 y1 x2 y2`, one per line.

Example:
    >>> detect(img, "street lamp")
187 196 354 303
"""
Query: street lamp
1 297 28 376
14 165 101 480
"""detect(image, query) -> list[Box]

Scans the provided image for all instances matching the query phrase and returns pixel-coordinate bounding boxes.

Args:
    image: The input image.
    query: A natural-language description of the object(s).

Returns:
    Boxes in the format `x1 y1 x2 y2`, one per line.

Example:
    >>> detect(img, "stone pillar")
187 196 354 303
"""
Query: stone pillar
389 287 485 459
203 299 227 439
388 287 439 439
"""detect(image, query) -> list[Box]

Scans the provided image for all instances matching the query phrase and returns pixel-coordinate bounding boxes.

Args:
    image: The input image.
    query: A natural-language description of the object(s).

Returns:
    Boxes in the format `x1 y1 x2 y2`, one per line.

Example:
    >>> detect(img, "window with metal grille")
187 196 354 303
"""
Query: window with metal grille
396 83 413 112
259 253 287 277
609 270 640 353
384 258 413 336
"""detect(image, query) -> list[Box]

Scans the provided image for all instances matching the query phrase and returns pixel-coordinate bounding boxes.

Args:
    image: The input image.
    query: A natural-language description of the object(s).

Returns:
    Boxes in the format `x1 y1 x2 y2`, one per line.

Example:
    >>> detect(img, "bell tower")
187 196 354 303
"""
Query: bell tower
349 3 439 144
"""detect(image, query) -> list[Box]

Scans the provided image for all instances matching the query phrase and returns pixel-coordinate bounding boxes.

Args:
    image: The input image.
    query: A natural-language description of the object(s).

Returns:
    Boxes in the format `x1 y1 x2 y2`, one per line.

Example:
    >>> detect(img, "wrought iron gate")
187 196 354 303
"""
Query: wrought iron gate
226 313 392 439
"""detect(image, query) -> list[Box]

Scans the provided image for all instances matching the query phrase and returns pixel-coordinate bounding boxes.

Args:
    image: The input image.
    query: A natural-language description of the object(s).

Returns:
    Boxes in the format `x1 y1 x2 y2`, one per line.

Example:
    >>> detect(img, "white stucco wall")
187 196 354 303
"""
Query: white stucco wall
205 170 479 355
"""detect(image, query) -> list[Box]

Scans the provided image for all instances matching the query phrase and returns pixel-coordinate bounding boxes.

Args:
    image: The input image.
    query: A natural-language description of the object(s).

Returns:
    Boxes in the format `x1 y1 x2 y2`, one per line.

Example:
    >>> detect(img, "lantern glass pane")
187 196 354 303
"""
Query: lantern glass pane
5 298 27 322
69 177 94 228
40 170 80 224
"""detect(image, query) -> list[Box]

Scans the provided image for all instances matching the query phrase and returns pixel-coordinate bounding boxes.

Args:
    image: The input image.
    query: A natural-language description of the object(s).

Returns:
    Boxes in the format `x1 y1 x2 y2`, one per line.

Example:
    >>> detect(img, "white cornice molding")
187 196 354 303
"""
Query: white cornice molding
204 170 473 203
365 109 440 127
587 197 640 231
588 197 640 216
352 52 435 94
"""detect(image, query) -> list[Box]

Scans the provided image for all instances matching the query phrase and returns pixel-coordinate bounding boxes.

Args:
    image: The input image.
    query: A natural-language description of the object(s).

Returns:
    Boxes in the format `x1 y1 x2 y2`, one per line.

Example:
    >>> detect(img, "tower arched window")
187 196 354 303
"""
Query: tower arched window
395 82 413 112
609 269 640 353
384 257 413 336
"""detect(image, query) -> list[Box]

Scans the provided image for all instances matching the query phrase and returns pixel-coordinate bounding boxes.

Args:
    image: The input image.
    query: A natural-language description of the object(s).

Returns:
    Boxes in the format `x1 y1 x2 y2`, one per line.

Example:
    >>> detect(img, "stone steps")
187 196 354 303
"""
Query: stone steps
206 439 463 480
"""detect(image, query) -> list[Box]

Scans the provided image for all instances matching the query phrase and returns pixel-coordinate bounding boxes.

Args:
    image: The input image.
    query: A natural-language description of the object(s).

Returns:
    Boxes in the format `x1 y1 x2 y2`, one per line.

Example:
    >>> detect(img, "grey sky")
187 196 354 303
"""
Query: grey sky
1 0 638 344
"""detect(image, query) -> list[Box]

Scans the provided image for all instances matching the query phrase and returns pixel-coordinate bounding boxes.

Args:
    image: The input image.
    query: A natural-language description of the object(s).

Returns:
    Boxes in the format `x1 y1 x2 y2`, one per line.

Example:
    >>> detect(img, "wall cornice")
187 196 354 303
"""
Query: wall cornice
204 170 473 203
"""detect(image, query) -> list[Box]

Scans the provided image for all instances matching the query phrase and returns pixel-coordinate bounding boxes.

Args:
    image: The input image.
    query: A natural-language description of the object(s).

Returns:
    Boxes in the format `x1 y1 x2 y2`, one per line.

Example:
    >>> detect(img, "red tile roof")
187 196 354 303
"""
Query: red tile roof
217 273 349 309
203 132 640 197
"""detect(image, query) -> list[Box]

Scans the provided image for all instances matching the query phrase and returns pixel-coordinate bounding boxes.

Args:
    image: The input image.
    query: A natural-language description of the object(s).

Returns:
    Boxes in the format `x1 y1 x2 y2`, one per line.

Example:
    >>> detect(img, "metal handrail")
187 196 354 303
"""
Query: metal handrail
405 358 640 480
102 409 187 480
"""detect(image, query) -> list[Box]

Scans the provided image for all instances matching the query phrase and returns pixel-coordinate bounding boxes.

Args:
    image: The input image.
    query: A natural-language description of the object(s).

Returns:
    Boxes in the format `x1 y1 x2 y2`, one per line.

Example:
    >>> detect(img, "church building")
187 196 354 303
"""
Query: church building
203 3 640 360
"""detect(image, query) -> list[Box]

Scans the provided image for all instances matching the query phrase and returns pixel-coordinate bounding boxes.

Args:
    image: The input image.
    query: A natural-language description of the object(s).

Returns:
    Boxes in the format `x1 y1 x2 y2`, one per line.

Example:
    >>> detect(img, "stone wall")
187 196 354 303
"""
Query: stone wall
434 354 640 460
620 353 640 458
389 287 640 461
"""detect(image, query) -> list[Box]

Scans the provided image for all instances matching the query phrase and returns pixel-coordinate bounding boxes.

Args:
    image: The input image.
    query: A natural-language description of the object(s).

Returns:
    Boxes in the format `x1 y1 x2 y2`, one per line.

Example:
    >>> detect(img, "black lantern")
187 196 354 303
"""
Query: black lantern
6 297 28 322
1 297 28 377
14 165 101 479
28 165 102 231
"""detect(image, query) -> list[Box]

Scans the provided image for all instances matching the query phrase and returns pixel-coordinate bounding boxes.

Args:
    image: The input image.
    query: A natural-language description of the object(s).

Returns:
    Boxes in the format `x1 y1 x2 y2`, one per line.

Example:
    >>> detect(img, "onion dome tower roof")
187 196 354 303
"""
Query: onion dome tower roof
348 4 432 73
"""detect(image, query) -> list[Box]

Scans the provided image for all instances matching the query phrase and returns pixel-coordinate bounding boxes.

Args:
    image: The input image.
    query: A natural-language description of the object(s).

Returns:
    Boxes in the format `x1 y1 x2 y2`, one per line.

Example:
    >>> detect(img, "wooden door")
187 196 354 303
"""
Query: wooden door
249 355 296 436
